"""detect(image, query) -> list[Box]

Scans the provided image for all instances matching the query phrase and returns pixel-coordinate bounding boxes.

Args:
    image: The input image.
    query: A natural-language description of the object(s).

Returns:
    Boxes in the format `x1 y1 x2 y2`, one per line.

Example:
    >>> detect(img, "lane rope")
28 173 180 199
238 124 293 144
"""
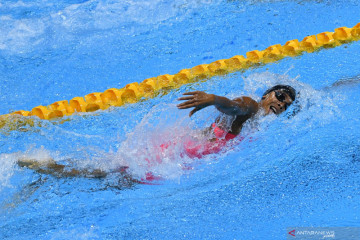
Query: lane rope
2 23 360 122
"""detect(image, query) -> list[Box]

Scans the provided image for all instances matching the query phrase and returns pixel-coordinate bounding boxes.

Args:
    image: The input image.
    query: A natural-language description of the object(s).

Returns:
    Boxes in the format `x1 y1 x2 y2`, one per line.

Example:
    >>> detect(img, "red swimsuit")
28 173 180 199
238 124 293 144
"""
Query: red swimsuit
183 123 237 158
143 123 238 182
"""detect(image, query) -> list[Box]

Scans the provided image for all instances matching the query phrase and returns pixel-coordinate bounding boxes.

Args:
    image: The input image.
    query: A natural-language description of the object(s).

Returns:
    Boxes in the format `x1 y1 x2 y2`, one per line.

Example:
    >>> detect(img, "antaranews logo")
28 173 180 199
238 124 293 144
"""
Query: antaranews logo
288 229 296 237
287 227 360 240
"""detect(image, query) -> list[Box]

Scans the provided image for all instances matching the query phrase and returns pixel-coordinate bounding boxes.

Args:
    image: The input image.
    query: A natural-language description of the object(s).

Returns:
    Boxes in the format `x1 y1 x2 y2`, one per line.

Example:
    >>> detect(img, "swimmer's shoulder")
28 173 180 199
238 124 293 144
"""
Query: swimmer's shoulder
233 96 259 116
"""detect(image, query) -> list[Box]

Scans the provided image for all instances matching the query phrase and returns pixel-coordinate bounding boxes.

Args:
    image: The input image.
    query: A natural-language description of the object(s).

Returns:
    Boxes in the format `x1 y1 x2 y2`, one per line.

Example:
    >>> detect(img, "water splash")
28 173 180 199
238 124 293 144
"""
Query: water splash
0 72 348 188
0 145 55 190
0 0 222 54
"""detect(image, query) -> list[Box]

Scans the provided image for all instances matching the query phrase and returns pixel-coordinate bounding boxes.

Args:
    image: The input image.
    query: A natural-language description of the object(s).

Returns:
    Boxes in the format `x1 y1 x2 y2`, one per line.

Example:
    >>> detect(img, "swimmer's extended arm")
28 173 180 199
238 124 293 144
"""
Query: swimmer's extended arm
177 91 258 117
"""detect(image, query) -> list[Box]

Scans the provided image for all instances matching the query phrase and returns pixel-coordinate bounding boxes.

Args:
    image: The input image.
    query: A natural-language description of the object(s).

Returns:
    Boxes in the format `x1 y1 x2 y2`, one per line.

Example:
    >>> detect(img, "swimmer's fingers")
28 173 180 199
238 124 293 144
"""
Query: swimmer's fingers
189 106 205 117
177 100 197 108
182 91 201 96
177 92 198 106
177 96 194 101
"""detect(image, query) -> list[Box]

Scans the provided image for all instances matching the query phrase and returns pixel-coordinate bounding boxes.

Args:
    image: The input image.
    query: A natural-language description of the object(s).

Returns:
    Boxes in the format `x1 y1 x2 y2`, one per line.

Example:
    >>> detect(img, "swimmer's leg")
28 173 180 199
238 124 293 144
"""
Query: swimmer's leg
17 158 107 178
16 158 143 187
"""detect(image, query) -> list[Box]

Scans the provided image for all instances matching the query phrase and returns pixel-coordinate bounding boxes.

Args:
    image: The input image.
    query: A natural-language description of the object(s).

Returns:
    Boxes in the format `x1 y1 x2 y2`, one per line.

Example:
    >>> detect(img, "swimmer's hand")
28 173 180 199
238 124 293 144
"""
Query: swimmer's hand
177 91 259 117
177 91 215 117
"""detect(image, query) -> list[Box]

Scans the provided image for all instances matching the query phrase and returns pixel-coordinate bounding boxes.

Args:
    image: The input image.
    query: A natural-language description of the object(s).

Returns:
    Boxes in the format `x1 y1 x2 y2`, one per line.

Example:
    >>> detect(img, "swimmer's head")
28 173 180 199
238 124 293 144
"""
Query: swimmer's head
260 85 296 115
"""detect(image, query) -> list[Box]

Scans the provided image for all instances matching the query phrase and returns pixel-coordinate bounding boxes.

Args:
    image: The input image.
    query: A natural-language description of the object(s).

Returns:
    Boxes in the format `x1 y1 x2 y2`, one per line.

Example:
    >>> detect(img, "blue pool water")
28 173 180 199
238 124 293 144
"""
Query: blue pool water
1 0 360 239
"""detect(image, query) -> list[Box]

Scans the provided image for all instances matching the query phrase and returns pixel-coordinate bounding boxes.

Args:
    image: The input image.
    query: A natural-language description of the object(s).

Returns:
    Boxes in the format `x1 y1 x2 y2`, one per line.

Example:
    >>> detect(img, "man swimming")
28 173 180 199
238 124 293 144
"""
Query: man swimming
177 84 296 137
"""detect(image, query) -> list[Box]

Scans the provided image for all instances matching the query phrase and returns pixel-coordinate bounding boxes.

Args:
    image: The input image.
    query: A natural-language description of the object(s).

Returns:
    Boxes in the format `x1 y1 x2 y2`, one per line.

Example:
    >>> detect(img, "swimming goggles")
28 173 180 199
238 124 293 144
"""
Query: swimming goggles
275 90 292 109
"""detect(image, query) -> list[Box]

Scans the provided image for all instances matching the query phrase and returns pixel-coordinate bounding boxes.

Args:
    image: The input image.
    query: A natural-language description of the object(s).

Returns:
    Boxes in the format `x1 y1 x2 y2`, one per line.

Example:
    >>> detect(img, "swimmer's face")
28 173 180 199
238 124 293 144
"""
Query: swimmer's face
260 90 293 115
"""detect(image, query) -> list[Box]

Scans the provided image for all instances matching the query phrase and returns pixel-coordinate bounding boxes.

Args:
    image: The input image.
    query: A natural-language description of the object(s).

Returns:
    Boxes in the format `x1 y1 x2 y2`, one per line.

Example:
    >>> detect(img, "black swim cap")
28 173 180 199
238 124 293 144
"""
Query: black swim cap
262 85 296 101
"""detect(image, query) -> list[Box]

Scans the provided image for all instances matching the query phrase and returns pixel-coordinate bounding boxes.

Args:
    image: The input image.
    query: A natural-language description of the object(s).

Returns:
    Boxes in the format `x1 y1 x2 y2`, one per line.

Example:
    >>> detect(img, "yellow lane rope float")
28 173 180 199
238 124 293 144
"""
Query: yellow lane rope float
2 23 360 123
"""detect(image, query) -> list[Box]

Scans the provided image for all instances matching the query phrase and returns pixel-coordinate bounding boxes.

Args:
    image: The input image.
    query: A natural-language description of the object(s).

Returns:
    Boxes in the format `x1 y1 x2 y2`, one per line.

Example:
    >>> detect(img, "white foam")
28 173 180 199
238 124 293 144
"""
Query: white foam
17 145 55 164
103 103 196 180
49 225 99 240
0 146 57 191
0 153 18 190
0 17 46 52
0 0 222 54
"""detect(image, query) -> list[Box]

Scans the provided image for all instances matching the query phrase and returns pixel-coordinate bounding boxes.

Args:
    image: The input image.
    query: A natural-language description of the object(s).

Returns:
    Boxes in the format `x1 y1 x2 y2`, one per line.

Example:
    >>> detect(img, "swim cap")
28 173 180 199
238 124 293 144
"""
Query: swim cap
262 85 296 101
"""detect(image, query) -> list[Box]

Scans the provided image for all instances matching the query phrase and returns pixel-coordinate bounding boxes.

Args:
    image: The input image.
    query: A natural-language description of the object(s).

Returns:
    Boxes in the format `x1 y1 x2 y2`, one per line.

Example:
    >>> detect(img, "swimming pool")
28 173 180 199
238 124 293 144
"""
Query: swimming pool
1 0 360 239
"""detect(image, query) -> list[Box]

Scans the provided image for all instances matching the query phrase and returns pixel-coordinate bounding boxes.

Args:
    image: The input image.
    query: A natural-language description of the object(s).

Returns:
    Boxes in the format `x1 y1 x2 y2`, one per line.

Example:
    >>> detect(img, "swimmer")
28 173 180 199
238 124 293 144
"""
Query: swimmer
18 85 296 181
177 85 296 137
